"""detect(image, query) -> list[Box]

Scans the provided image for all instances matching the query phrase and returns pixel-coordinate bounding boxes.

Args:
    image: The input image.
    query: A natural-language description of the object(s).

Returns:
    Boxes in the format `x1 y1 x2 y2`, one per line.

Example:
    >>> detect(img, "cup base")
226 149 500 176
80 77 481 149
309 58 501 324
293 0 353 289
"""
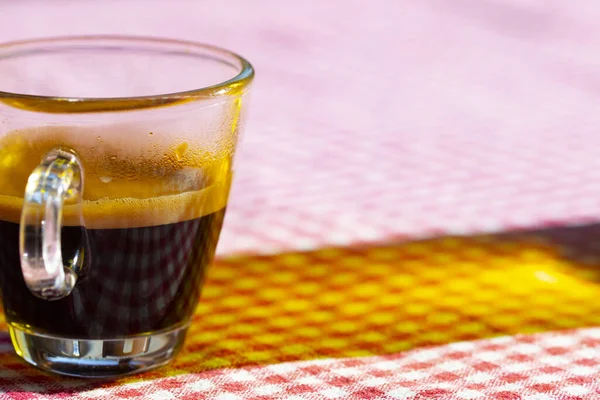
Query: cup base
8 324 188 378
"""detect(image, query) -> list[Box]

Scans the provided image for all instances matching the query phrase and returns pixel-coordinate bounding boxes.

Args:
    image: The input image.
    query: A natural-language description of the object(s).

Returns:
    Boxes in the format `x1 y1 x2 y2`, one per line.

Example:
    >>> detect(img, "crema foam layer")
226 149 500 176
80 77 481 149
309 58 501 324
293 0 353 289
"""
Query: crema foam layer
0 126 232 229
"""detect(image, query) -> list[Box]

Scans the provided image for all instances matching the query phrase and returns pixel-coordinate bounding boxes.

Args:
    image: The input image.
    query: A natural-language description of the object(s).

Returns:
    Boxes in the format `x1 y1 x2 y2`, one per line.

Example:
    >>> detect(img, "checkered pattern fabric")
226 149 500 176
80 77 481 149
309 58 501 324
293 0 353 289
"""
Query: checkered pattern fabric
0 231 599 397
1 328 600 399
3 0 600 257
157 230 600 371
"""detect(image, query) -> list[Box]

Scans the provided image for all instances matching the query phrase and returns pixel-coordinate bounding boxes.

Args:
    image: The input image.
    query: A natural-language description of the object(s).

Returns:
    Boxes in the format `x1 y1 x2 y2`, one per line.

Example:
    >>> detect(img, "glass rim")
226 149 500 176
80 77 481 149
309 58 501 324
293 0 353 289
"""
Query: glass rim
0 35 254 113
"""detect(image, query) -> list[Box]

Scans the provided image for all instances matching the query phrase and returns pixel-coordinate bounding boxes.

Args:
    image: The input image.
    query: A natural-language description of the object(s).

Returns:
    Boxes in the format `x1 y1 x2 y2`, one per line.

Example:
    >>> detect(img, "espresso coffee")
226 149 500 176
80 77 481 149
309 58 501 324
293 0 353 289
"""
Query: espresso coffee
0 127 232 339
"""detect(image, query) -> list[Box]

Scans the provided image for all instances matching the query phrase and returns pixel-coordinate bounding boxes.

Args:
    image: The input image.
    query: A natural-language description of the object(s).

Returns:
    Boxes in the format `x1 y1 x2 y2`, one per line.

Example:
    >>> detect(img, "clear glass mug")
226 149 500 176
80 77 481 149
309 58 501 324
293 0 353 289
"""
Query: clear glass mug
0 36 253 377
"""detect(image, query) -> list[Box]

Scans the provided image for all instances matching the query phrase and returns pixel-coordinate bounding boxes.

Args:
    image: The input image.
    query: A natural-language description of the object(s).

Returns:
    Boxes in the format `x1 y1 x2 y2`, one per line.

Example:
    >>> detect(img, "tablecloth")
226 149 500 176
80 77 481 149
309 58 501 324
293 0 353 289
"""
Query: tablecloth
2 0 600 398
2 232 600 399
19 328 599 400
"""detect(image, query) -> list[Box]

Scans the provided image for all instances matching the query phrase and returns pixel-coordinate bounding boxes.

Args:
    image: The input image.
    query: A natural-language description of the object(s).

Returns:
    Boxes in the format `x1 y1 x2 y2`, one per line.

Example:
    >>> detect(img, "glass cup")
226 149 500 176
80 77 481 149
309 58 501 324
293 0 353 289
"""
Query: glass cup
0 36 253 377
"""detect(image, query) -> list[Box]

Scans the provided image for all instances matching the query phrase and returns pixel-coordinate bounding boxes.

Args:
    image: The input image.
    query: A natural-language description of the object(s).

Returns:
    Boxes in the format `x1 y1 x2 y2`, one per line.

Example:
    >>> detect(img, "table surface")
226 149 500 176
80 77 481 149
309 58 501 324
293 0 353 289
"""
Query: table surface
2 0 600 399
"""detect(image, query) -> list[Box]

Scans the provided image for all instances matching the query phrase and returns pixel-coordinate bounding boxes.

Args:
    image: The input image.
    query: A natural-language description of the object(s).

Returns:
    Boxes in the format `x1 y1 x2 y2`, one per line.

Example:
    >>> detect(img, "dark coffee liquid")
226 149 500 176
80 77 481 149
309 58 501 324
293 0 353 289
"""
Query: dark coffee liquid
0 209 225 339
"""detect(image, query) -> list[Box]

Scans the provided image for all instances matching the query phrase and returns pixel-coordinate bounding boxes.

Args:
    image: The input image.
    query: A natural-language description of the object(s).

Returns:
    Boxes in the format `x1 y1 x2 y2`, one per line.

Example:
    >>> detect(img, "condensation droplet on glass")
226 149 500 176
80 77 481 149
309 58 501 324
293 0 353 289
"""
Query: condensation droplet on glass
175 142 189 161
99 176 112 183
110 155 117 161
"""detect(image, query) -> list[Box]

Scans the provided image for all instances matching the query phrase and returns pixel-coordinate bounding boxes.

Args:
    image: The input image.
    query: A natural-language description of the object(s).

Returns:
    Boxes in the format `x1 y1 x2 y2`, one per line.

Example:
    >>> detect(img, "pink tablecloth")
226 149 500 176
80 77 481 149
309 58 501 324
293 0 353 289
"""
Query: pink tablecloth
8 328 593 400
3 0 600 255
2 0 600 399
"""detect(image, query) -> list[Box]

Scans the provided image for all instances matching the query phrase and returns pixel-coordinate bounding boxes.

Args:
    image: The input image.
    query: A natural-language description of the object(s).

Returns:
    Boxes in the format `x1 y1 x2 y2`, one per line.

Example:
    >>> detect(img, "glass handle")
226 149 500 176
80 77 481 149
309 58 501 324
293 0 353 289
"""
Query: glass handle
19 148 84 301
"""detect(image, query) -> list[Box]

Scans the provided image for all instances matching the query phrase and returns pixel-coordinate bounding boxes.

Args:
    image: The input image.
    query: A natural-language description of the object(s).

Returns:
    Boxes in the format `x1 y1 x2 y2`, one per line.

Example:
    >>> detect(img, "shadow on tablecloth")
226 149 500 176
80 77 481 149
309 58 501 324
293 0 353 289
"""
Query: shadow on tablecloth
1 223 600 392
